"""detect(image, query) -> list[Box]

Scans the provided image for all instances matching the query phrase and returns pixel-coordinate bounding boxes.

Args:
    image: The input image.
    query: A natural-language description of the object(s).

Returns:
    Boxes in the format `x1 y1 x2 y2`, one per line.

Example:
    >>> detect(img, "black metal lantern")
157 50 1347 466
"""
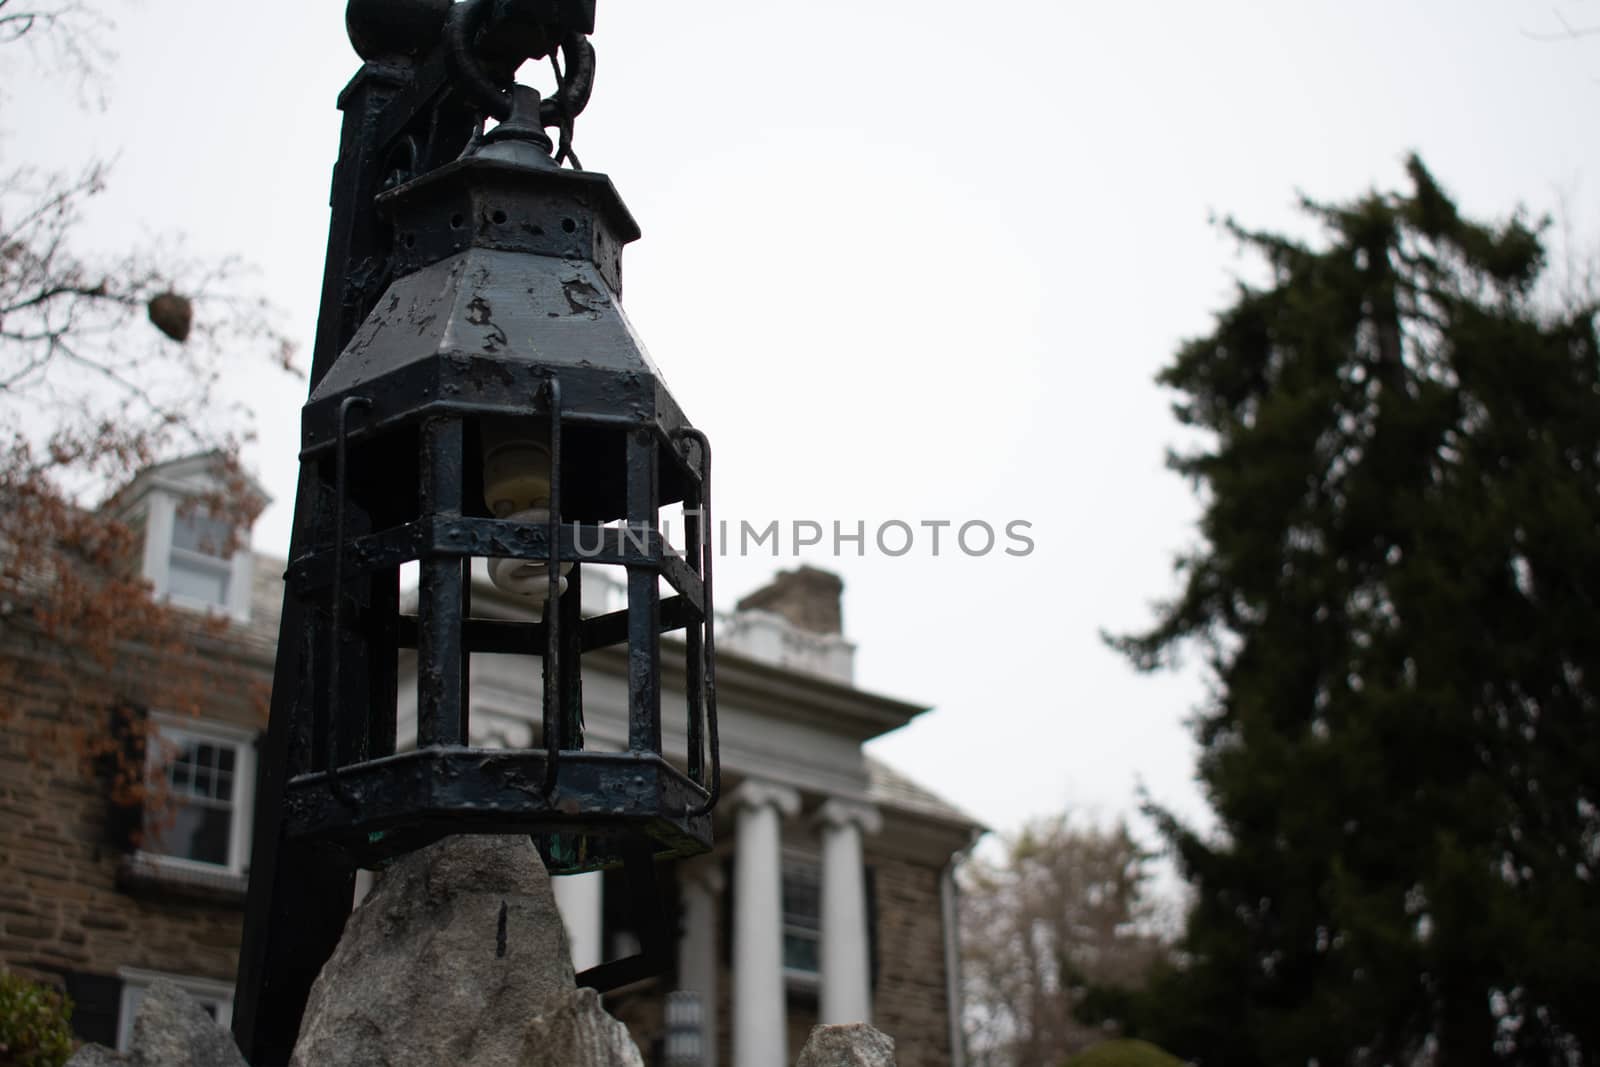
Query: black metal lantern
291 84 718 868
234 4 719 1061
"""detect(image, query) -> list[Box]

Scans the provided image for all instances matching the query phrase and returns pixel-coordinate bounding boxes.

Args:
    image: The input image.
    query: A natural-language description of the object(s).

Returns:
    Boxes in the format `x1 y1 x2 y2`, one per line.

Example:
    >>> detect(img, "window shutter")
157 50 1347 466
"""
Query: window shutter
62 971 122 1047
103 704 148 852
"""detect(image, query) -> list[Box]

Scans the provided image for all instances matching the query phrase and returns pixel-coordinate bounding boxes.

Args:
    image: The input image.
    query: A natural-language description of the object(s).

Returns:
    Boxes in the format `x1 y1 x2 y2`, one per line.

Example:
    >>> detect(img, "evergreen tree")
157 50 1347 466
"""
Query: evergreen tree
1111 157 1600 1065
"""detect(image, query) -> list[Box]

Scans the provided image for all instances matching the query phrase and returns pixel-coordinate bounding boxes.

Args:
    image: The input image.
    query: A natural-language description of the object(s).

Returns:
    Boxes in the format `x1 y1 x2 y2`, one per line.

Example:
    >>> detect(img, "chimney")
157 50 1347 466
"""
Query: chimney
735 566 844 636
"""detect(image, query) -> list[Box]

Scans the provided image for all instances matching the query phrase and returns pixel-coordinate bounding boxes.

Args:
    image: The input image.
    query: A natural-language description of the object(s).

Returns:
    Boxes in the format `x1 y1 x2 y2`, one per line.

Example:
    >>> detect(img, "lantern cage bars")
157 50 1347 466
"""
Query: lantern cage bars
279 388 720 875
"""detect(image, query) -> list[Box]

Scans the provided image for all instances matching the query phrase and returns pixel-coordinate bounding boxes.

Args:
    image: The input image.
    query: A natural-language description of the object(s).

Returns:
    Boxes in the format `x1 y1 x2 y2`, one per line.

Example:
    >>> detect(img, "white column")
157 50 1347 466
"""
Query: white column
678 860 725 1067
816 798 882 1025
732 780 800 1067
552 870 604 973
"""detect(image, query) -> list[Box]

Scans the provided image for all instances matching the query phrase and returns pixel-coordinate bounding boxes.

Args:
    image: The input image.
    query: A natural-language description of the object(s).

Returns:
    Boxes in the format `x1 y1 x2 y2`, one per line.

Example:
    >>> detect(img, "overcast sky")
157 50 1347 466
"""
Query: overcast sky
10 0 1599 851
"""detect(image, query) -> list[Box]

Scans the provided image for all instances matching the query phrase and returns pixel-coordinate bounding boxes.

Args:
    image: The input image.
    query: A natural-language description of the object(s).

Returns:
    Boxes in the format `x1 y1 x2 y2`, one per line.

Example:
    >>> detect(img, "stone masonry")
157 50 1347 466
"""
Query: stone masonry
863 855 953 1067
0 559 278 1033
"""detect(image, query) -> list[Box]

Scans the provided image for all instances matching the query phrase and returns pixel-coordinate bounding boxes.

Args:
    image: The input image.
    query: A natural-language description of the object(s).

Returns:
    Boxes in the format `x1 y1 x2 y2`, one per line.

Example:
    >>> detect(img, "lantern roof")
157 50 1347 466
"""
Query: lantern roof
302 114 692 460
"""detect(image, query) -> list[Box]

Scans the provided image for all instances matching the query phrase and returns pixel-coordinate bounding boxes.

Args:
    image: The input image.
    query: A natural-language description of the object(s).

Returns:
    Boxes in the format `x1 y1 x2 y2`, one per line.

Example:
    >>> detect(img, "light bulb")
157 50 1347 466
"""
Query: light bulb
482 419 572 607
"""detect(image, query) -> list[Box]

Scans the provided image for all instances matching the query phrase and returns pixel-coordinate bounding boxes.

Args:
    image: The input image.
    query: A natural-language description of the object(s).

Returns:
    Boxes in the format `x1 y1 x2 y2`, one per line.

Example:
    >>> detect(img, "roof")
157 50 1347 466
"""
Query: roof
104 450 271 517
866 754 986 832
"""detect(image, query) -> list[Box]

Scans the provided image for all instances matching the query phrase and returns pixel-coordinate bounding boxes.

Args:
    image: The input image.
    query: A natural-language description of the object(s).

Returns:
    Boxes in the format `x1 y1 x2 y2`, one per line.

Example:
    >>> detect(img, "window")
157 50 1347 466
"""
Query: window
140 716 255 876
126 475 259 622
782 859 821 982
116 969 233 1053
166 511 235 610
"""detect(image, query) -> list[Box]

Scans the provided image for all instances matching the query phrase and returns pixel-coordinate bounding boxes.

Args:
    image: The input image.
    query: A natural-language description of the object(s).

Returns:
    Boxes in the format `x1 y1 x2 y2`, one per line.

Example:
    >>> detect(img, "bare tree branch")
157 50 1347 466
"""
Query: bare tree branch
961 815 1171 1067
0 0 116 104
0 0 297 811
1521 7 1600 42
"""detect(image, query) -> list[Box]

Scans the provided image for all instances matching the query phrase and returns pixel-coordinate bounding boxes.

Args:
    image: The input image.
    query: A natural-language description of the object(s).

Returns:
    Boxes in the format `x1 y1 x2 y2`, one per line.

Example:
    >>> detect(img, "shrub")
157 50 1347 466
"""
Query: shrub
0 971 75 1067
1063 1038 1183 1067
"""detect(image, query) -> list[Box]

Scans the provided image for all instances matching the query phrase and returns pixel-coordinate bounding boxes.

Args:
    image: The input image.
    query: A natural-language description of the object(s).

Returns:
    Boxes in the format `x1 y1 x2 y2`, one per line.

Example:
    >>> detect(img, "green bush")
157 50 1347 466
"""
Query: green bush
0 971 75 1067
1063 1038 1184 1067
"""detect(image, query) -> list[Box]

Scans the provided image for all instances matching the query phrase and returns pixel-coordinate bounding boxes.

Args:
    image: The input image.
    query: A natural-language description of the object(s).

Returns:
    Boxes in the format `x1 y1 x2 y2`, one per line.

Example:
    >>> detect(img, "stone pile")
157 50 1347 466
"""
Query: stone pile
67 835 896 1066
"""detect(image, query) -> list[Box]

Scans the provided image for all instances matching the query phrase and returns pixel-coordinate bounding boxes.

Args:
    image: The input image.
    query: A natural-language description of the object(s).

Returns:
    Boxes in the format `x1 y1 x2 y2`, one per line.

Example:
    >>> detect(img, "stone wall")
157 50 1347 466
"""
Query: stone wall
868 854 952 1067
0 625 270 1042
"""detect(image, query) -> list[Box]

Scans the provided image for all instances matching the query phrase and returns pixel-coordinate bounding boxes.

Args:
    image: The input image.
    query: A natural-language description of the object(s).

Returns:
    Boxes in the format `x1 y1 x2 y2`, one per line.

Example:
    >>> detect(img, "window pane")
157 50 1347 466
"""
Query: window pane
168 557 230 606
147 734 240 867
783 932 820 974
782 873 820 932
149 800 232 866
169 740 225 799
781 860 822 975
172 514 233 558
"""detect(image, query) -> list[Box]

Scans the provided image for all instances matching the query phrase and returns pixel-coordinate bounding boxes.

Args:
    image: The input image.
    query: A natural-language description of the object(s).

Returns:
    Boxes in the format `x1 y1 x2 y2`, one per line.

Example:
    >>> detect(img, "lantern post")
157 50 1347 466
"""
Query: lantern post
233 4 720 1061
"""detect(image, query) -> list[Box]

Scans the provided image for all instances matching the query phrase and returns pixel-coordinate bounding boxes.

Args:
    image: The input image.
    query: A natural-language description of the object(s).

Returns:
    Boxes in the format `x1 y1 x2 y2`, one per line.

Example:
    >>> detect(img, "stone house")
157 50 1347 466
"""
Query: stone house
428 564 985 1067
0 455 279 1049
0 457 983 1066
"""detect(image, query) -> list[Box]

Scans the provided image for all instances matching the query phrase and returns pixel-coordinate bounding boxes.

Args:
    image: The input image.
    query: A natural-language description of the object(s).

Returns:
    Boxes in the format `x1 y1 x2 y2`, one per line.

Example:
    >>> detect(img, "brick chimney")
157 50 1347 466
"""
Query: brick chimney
735 566 844 636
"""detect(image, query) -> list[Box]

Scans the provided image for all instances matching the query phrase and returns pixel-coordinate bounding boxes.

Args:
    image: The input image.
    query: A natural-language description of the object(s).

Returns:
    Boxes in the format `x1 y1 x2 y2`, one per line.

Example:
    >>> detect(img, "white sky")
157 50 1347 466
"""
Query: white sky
9 0 1600 850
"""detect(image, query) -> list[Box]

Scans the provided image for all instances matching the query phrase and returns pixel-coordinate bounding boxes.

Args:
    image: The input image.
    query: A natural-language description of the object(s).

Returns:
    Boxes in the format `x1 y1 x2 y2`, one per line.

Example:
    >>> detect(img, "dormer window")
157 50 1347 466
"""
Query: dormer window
167 511 236 610
111 453 268 624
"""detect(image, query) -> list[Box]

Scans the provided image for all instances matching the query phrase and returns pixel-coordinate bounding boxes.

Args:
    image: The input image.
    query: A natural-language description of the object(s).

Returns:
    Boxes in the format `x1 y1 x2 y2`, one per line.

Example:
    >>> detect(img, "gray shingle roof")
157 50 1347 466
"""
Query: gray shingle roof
866 754 985 831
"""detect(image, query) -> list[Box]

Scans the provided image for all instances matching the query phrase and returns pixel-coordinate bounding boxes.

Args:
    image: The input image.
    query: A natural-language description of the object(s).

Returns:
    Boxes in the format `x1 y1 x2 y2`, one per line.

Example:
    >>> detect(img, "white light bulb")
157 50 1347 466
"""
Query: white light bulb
482 421 572 608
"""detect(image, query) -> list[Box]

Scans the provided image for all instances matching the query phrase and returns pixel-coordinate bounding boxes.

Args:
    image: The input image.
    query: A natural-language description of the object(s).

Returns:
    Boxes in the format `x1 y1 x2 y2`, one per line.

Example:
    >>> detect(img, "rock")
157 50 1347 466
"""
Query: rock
520 988 644 1067
65 980 247 1067
290 834 635 1067
130 981 249 1067
796 1023 898 1067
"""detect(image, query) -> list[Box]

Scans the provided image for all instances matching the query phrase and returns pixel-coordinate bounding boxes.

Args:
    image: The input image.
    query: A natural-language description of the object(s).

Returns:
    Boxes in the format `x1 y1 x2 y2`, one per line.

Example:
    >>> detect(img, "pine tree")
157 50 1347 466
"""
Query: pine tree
1111 157 1600 1065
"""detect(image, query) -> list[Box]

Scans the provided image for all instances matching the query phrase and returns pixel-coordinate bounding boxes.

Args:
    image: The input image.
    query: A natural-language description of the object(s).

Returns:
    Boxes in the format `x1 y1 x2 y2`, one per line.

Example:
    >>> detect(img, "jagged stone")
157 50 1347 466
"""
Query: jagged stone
130 981 250 1067
290 834 641 1067
521 988 644 1067
65 980 247 1067
795 1023 898 1067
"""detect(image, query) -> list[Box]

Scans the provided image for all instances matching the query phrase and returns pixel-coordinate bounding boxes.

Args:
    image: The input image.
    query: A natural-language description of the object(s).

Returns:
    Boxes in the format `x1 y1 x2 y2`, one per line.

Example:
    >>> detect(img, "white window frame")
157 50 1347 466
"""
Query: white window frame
116 968 234 1053
781 853 822 990
138 491 254 622
136 713 256 878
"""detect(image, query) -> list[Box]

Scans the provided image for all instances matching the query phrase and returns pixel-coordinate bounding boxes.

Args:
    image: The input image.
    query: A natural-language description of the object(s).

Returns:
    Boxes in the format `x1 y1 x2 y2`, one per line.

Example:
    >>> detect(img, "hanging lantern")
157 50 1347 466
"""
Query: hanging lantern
235 3 719 1058
287 89 720 863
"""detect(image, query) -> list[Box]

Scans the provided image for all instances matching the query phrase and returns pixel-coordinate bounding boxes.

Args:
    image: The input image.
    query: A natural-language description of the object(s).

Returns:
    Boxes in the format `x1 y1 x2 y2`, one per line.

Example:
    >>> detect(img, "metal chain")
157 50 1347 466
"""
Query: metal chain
446 0 512 121
446 0 596 169
543 35 595 169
